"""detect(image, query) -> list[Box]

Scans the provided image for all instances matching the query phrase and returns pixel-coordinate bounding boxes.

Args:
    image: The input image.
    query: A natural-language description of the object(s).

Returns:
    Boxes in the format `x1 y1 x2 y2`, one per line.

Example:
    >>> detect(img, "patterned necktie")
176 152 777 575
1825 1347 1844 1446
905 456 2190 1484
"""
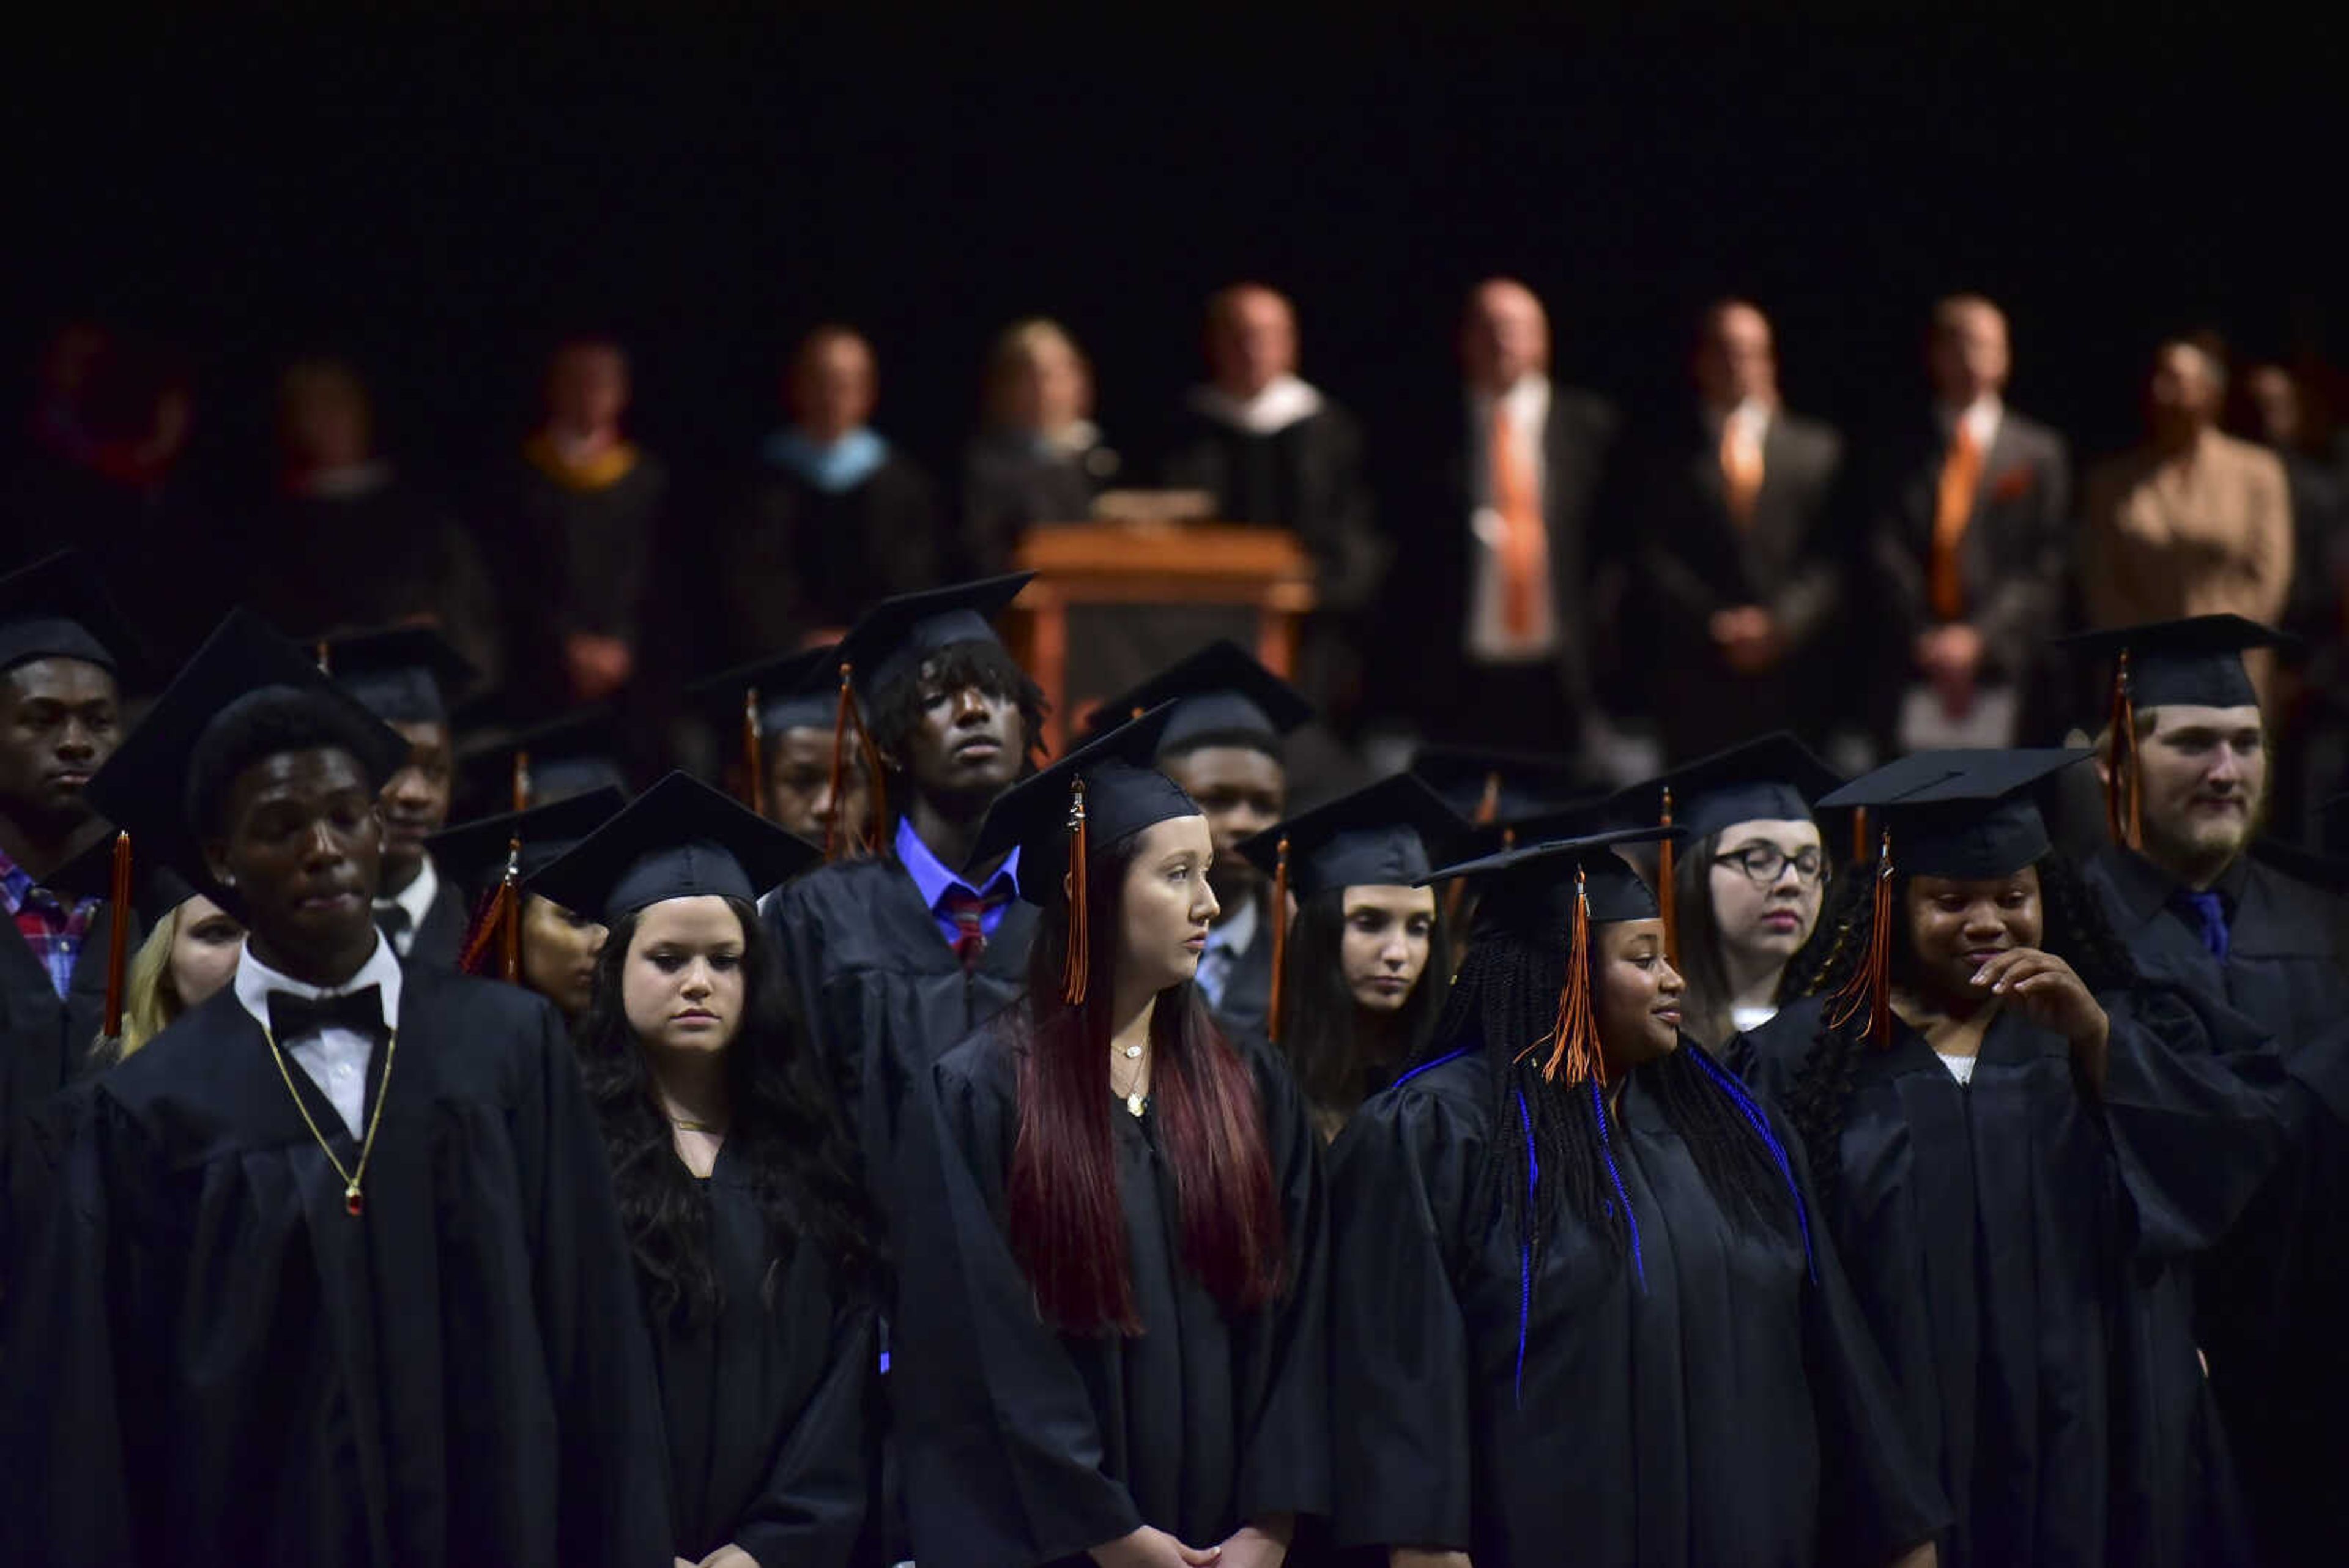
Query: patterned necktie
2180 890 2231 960
1929 421 1985 622
939 886 1008 972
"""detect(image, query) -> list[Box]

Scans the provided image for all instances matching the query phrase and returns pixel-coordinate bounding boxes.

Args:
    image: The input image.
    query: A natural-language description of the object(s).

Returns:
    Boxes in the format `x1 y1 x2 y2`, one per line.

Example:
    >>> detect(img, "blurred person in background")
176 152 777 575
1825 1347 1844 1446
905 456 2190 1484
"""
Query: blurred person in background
1163 283 1384 729
251 357 501 685
1865 295 2071 755
718 325 941 663
959 318 1118 578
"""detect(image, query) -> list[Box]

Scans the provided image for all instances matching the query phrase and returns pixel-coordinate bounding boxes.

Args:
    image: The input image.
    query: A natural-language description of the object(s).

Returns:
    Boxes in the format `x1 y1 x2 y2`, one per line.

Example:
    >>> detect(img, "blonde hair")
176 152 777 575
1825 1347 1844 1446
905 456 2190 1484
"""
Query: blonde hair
982 318 1089 428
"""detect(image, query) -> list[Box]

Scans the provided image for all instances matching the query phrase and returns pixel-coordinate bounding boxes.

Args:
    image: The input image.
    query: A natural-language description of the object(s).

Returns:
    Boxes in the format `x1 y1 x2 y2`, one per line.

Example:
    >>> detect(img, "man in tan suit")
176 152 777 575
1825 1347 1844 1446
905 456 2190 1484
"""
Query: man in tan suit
2084 340 2293 637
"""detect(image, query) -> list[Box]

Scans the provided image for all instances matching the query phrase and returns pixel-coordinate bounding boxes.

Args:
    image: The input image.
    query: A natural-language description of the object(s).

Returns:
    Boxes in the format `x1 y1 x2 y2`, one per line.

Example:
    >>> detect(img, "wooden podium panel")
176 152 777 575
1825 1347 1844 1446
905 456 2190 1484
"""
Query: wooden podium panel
1010 521 1318 753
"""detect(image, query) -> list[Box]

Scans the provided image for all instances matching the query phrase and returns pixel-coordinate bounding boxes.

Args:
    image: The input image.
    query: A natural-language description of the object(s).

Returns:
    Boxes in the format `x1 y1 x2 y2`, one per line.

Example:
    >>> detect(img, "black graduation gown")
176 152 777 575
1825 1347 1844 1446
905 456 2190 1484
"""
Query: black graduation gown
2081 845 2349 1559
716 455 943 663
1739 991 2278 1567
2 970 671 1567
1208 915 1274 1044
767 855 1037 1215
893 1022 1329 1568
401 874 470 972
648 1142 875 1568
1329 1048 1945 1568
0 894 128 1284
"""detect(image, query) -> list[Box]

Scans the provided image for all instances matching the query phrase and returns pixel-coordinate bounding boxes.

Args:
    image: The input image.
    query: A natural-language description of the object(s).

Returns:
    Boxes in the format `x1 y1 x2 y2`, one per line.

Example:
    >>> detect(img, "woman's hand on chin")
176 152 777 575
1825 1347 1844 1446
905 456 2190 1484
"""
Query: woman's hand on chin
1972 947 2109 1091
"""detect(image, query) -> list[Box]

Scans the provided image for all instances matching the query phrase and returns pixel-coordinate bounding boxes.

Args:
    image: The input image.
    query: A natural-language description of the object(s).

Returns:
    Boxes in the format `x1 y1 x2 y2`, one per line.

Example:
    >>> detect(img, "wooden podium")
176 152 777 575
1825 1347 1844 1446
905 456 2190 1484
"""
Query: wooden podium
1010 520 1318 753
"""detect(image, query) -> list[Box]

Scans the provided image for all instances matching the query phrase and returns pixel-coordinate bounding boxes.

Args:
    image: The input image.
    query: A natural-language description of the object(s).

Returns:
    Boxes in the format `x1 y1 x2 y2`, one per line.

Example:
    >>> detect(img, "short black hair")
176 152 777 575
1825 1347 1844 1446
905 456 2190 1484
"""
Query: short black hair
865 639 1047 771
186 685 398 839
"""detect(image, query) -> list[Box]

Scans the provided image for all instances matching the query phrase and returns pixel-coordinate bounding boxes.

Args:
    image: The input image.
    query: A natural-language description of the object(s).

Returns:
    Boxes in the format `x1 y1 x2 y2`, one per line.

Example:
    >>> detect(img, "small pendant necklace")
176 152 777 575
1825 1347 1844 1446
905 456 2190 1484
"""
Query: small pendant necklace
261 1024 397 1217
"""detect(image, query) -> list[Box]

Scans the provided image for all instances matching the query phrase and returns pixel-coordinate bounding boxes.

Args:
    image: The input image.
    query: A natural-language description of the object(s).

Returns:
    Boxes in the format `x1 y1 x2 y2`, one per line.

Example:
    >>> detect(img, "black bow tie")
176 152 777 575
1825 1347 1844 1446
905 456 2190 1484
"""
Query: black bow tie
267 986 387 1043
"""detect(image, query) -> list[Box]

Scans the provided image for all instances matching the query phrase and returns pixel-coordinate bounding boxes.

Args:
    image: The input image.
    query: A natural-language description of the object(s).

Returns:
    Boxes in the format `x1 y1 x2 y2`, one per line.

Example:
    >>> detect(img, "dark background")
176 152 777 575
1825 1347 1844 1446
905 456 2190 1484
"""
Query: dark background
4 7 2341 521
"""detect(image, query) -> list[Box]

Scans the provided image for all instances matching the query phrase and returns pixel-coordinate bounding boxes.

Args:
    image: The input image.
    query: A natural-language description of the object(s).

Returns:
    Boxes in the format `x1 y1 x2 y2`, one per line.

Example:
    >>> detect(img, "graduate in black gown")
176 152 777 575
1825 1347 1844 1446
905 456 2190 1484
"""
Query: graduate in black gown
424 785 626 1025
894 708 1329 1568
1234 773 1461 1141
1084 641 1315 1042
0 552 144 1282
2060 616 2349 1561
6 609 669 1566
1330 828 1946 1568
532 773 878 1568
1737 748 2283 1567
764 575 1044 1211
320 623 478 970
688 640 874 850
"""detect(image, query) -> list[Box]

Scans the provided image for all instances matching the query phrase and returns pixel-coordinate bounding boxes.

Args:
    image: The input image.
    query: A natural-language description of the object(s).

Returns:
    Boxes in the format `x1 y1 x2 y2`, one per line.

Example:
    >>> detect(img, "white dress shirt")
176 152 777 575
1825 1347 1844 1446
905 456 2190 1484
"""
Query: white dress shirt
1937 393 2004 458
235 932 404 1139
1466 373 1561 664
1710 396 1775 474
1937 1050 1979 1086
374 854 440 958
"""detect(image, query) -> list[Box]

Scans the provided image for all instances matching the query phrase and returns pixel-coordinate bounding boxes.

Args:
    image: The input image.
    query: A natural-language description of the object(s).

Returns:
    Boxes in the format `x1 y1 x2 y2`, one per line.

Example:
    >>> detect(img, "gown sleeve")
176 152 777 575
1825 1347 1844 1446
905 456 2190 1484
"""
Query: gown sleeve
1771 1098 1954 1568
732 1296 878 1568
893 1049 1146 1567
1325 1083 1479 1553
2095 981 2293 1259
1231 1040 1330 1525
510 998 675 1568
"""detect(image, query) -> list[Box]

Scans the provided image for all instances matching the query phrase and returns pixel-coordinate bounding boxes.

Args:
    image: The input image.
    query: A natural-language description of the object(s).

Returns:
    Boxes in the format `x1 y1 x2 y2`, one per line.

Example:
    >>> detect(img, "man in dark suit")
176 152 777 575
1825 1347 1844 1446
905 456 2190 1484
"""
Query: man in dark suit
1162 283 1383 725
1633 299 1847 762
1864 294 2071 754
1386 278 1619 750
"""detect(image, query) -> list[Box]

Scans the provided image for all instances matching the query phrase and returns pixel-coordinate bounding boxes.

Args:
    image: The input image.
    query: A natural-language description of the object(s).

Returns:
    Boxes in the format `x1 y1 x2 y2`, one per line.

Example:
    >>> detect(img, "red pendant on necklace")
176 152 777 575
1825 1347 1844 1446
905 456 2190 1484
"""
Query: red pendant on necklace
344 1185 365 1217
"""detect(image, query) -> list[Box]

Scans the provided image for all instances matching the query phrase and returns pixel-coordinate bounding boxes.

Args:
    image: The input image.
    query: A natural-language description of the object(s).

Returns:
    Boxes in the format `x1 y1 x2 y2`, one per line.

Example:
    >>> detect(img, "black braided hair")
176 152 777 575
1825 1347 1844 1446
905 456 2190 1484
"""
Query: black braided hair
1419 927 1803 1285
1781 848 2140 1215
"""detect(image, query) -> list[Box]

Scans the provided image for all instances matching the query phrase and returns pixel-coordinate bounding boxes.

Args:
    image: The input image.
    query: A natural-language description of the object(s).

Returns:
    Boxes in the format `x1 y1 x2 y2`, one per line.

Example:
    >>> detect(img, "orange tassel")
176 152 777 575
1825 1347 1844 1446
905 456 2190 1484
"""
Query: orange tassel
2104 650 2143 851
101 830 132 1038
1523 866 1605 1087
1850 806 1869 870
741 686 766 819
1657 786 1679 970
1827 830 1896 1048
825 663 889 862
314 640 332 674
1447 770 1506 934
459 836 525 978
511 750 532 814
1061 779 1090 1006
826 665 858 863
1267 835 1291 1044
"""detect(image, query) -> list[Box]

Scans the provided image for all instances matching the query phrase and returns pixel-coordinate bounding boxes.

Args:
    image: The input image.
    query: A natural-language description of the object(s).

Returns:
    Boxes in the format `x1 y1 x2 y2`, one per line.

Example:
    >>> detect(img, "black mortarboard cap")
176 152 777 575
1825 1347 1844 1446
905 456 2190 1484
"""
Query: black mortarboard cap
689 642 844 737
1612 732 1844 841
1082 640 1314 759
83 608 410 910
1819 748 2090 880
525 771 818 923
1408 743 1595 823
317 623 479 726
0 551 144 680
1236 773 1465 900
833 573 1033 702
973 705 1194 908
2059 615 2295 713
1420 825 1679 937
455 705 631 816
426 786 628 902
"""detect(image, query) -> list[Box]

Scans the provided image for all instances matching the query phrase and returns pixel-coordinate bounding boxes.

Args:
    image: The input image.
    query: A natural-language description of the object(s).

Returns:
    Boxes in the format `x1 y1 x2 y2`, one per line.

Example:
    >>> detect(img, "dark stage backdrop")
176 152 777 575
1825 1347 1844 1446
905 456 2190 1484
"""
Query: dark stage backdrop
4 9 2341 544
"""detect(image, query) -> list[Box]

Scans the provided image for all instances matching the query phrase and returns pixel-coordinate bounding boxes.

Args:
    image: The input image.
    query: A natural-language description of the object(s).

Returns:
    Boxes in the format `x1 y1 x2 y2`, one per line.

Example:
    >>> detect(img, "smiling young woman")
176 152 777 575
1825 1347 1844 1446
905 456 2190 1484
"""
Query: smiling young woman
531 772 878 1568
892 710 1327 1568
1739 748 2288 1567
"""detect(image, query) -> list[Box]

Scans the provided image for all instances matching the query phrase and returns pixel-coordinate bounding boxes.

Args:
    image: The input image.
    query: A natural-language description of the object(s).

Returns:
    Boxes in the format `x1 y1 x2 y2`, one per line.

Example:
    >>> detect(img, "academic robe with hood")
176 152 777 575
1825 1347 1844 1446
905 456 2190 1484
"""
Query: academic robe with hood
2 968 670 1567
647 1142 875 1568
1328 1046 1946 1568
892 1019 1329 1568
768 854 1039 1215
1738 988 2280 1568
2081 843 2349 1560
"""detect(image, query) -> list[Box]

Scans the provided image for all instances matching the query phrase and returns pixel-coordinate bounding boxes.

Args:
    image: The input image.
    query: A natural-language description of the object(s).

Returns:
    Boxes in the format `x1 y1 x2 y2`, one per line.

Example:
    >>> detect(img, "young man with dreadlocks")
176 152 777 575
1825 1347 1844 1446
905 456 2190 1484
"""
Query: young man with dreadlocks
1738 748 2286 1568
1328 828 1945 1568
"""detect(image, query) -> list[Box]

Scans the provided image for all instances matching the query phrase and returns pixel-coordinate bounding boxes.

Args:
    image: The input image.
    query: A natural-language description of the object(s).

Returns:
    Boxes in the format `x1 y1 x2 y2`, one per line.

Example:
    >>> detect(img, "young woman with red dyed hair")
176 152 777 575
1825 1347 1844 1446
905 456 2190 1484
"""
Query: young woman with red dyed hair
892 710 1328 1568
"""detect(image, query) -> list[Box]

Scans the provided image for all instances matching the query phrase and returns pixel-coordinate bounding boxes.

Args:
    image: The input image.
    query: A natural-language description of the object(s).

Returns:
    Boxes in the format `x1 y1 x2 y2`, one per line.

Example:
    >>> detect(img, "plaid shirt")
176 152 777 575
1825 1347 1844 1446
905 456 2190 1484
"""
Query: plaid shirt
0 847 98 1001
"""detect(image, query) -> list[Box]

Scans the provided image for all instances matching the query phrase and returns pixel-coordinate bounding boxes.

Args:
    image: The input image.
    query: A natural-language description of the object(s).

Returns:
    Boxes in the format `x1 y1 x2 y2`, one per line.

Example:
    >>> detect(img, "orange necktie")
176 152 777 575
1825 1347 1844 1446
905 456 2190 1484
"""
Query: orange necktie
1491 399 1545 636
1929 422 1984 622
1720 418 1764 529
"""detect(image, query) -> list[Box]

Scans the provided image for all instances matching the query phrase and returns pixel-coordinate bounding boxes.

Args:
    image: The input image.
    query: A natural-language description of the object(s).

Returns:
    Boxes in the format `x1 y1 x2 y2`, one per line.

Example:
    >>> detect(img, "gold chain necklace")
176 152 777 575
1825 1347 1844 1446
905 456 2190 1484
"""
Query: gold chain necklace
1111 1047 1151 1118
261 1022 398 1217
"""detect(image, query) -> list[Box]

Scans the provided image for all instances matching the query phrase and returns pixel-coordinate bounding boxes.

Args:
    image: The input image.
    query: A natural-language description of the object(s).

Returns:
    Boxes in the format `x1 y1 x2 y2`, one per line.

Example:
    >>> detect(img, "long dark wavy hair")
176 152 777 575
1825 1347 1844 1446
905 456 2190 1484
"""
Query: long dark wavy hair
1004 826 1288 1336
1275 886 1451 1135
1422 922 1805 1287
1768 850 2138 1214
577 896 875 1324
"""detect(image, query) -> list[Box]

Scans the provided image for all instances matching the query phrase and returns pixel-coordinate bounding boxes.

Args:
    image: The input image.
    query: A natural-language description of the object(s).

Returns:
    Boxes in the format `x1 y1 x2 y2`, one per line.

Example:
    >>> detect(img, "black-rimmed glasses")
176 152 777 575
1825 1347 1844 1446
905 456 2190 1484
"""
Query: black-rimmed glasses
1710 844 1829 887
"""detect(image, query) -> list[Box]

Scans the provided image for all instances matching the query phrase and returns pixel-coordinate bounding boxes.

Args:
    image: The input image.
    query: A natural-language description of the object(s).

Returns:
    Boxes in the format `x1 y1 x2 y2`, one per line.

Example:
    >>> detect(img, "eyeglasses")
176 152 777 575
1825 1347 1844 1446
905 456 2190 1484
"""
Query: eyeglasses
1711 844 1829 887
